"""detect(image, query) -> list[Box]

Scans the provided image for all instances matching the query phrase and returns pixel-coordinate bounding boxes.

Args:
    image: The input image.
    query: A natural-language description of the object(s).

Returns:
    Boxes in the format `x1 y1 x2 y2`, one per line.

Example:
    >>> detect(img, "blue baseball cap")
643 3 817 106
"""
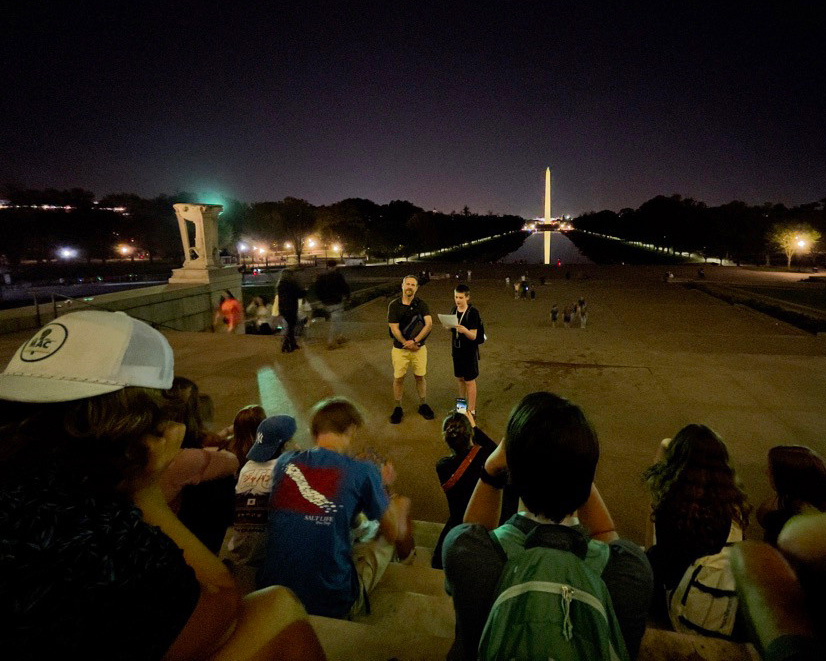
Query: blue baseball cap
247 415 297 462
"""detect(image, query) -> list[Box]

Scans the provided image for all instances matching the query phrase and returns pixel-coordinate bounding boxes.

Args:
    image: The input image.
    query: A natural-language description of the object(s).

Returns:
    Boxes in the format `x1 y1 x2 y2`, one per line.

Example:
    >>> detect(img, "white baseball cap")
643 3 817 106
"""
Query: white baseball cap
0 310 174 403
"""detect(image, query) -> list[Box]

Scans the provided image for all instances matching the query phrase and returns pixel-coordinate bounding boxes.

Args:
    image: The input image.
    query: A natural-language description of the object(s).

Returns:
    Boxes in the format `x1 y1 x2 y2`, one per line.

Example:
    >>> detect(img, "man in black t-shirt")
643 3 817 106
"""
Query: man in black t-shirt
315 261 351 349
387 275 434 423
449 284 481 416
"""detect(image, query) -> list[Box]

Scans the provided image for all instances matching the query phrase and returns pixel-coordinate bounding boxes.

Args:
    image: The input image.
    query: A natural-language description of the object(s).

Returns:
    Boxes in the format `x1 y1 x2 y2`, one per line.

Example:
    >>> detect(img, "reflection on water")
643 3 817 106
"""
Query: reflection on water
499 231 593 265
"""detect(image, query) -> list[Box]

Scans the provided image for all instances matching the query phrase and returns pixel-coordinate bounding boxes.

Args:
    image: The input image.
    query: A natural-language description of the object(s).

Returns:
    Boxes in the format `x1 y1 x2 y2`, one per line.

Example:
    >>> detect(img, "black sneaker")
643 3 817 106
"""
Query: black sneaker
390 406 403 424
418 403 435 420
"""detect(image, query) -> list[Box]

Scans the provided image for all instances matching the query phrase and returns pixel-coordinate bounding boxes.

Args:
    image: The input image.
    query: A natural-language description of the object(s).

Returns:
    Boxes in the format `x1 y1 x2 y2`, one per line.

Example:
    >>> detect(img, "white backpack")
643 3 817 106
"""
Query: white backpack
668 524 742 639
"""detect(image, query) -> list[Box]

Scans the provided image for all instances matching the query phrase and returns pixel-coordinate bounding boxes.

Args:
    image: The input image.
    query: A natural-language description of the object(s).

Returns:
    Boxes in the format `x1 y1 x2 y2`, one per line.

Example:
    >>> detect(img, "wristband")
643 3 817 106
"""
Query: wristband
479 467 508 489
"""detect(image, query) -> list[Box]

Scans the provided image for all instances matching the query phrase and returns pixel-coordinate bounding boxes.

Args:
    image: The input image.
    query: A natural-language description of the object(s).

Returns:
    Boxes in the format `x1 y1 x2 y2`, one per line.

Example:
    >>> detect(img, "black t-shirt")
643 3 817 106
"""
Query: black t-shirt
450 305 481 356
2 467 200 660
315 270 350 305
387 297 430 348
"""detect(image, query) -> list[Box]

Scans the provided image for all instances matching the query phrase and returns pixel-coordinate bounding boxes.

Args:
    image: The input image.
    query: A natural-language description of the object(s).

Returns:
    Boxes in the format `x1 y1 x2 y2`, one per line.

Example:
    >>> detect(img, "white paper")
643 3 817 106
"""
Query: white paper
438 313 459 328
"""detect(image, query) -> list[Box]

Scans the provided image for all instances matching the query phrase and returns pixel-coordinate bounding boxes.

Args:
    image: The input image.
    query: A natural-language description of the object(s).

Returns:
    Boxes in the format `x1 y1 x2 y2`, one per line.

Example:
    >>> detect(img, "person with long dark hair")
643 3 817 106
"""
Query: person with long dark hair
643 424 750 613
758 445 826 545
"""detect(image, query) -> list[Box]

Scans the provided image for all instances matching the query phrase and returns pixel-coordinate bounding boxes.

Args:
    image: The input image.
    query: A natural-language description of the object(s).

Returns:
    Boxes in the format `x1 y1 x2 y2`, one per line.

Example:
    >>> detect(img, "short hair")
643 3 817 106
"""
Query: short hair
454 284 470 295
402 274 419 285
442 412 473 454
505 392 599 522
310 397 364 437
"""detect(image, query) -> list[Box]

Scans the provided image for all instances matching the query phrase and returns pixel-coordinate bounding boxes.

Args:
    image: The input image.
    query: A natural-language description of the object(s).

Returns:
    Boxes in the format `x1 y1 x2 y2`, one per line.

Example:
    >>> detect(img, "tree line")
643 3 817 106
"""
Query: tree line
571 195 825 266
0 187 523 266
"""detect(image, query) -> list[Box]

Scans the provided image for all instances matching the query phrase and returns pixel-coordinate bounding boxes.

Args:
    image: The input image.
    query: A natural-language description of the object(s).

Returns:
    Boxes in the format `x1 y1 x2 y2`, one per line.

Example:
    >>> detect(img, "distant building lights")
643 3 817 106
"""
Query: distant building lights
58 247 77 259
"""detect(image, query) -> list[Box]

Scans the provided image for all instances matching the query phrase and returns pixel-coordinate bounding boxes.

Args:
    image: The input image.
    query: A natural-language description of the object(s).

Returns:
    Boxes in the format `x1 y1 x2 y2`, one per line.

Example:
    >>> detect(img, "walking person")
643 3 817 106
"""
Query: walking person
550 303 559 327
563 306 572 327
315 260 351 349
275 269 305 353
387 275 434 423
214 290 242 333
447 284 482 416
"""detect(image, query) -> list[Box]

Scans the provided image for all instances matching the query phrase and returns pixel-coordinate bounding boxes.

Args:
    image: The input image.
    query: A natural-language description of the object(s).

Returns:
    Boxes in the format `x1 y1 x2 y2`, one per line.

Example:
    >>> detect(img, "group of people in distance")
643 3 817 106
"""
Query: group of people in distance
4 294 826 659
550 297 588 328
214 260 352 354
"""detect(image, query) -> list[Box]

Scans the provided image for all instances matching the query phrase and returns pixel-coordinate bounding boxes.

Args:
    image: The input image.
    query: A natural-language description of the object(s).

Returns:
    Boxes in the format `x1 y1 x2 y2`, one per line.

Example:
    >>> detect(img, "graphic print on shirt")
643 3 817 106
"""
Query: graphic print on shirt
272 462 342 522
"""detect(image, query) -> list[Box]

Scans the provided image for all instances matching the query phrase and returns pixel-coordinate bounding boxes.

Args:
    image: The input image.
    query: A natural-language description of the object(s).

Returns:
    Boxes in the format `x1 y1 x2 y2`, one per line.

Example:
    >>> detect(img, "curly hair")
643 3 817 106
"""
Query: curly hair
643 424 750 549
0 387 172 493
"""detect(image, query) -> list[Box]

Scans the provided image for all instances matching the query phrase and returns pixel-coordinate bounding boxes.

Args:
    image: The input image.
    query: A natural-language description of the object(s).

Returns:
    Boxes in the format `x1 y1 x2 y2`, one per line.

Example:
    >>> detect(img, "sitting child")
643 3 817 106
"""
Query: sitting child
432 410 517 569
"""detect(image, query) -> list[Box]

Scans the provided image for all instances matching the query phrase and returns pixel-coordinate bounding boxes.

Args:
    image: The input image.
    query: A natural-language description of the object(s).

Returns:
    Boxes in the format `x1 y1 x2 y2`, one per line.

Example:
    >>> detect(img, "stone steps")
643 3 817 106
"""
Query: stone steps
235 519 760 660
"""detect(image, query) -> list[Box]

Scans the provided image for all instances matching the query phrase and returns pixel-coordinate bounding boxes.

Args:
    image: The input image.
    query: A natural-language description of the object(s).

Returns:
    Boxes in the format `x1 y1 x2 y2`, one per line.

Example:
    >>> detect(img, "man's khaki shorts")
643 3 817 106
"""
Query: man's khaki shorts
391 345 427 378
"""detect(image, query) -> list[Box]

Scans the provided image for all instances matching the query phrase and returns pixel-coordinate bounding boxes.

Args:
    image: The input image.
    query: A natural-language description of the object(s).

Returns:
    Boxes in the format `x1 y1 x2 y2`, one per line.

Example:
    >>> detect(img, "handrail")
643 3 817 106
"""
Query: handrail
31 291 189 332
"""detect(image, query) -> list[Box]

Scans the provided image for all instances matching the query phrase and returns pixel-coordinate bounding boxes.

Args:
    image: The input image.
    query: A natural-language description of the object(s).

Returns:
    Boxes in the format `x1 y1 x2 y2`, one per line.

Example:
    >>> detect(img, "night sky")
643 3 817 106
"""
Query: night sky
3 2 825 218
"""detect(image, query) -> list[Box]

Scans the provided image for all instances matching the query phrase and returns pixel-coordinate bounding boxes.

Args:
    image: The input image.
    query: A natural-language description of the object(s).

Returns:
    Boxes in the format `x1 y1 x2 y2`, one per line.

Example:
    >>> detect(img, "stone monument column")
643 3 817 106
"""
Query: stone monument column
173 203 222 269
168 202 243 331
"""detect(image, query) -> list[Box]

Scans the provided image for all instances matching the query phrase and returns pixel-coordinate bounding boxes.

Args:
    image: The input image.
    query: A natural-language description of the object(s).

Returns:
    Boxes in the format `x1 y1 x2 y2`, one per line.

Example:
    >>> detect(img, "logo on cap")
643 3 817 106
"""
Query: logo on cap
20 323 68 362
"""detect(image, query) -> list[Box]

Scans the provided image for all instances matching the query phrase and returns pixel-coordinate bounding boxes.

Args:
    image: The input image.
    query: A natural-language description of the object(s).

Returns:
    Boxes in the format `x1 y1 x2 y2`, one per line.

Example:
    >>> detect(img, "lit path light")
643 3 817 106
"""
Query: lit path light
256 366 298 418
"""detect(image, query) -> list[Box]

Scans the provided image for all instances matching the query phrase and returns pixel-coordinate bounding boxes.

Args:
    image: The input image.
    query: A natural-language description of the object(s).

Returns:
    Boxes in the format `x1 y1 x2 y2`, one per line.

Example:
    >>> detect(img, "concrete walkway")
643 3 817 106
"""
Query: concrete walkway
2 264 824 544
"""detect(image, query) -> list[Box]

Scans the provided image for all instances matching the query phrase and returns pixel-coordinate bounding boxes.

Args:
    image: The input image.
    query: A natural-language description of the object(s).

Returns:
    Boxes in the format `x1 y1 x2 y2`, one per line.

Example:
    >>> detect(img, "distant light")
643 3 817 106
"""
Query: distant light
238 243 249 252
308 239 316 248
258 247 266 254
332 244 341 252
118 244 132 256
284 242 292 249
58 247 77 259
798 240 807 248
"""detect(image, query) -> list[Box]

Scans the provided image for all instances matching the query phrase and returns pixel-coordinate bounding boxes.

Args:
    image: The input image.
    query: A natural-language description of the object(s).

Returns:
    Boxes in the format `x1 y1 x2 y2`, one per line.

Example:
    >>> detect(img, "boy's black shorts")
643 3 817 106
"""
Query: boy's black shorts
452 349 479 381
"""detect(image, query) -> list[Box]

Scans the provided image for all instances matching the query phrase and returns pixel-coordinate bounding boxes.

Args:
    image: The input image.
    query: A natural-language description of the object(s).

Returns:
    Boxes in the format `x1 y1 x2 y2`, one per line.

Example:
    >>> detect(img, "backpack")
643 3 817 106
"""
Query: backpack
667 524 742 640
479 522 630 661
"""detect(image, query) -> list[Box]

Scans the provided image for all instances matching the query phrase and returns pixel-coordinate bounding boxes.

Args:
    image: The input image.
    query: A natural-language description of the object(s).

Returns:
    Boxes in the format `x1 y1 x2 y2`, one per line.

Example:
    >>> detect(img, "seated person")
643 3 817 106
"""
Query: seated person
732 513 826 660
757 445 826 545
0 310 324 660
643 426 750 631
160 376 239 553
227 415 297 572
226 404 267 469
443 392 653 660
432 410 517 569
258 396 414 618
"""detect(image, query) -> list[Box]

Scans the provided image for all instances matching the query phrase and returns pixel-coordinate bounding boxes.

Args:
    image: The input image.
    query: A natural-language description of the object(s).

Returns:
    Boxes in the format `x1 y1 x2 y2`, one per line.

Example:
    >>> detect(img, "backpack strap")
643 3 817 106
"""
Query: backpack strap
441 445 481 492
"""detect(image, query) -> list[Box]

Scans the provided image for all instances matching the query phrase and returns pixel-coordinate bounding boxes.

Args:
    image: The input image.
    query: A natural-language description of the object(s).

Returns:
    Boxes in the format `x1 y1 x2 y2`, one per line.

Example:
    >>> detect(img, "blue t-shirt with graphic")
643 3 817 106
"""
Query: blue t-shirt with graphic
258 447 389 617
